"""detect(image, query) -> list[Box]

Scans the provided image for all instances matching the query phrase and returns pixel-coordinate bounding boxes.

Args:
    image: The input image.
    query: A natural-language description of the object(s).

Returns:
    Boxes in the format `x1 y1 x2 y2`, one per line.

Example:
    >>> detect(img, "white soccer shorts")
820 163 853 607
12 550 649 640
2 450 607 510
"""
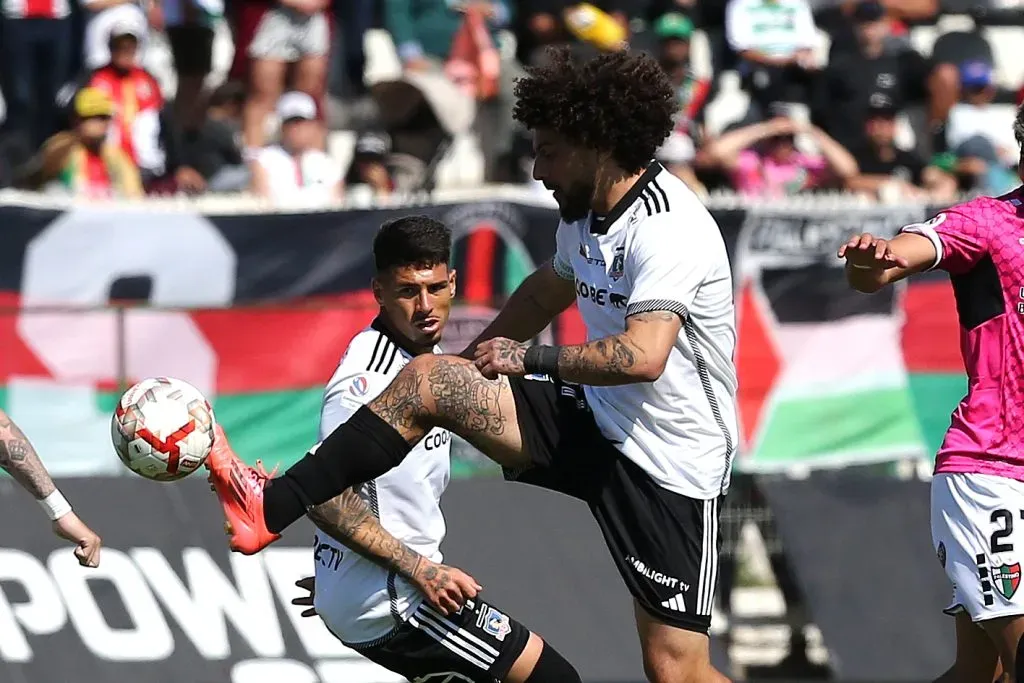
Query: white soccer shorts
932 472 1024 621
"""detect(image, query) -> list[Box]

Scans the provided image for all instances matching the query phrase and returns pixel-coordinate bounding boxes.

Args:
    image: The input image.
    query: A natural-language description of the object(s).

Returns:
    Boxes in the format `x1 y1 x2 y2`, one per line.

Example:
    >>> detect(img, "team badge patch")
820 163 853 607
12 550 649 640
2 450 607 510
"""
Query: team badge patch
609 247 625 281
349 376 369 397
993 563 1021 600
937 542 946 568
477 604 512 642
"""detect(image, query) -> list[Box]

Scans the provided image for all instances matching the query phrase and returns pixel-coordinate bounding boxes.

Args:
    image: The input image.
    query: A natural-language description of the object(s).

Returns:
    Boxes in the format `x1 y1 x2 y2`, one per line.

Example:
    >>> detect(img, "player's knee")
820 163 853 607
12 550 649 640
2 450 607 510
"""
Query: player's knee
641 638 719 683
523 640 582 683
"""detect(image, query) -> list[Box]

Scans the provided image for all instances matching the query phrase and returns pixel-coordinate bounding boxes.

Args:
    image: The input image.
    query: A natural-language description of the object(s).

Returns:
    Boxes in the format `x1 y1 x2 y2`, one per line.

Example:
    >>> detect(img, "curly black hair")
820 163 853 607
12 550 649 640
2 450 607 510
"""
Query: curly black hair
512 47 677 175
1015 102 1024 147
374 215 451 273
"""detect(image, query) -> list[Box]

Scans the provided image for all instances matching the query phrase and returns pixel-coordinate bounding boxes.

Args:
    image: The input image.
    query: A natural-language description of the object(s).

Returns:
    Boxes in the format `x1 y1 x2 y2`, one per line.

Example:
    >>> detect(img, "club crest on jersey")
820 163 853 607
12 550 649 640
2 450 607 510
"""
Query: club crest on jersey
477 604 512 641
349 376 369 397
993 563 1021 600
609 246 625 281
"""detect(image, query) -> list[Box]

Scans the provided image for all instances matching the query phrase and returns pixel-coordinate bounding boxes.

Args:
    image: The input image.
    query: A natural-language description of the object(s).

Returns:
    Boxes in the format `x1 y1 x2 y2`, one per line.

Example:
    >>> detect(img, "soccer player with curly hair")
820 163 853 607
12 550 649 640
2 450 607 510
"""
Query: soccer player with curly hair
207 47 738 683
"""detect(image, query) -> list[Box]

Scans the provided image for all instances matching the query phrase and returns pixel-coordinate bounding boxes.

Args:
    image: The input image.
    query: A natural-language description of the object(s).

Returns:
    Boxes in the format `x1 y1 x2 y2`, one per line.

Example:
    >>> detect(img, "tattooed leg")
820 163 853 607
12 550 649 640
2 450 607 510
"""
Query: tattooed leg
367 354 530 470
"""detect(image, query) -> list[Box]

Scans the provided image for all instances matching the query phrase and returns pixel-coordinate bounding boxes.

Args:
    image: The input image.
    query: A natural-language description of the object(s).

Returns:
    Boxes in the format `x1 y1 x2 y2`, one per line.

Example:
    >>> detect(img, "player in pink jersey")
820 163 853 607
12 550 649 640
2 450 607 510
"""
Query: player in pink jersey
838 103 1024 682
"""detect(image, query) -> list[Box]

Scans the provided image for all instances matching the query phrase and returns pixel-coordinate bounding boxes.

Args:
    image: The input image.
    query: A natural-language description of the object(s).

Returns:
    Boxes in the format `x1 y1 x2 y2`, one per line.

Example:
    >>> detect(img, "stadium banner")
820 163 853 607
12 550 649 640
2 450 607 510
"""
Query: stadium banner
0 200 965 476
0 477 653 683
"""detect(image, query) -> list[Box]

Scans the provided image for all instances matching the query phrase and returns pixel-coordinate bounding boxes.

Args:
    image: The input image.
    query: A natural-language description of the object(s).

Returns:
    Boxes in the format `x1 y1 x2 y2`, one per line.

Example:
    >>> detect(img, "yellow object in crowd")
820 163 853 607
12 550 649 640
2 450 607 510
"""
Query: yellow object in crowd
563 3 627 52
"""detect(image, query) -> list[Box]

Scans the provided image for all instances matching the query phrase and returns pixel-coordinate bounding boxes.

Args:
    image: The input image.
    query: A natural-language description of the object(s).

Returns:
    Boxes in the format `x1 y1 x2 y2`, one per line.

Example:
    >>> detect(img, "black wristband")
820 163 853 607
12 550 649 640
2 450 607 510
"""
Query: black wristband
524 345 560 379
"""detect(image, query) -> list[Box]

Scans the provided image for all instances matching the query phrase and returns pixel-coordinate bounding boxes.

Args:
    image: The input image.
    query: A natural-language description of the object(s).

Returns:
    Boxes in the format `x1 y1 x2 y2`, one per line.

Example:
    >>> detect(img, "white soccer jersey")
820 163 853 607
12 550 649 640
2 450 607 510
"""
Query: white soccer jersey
313 319 452 645
552 162 738 499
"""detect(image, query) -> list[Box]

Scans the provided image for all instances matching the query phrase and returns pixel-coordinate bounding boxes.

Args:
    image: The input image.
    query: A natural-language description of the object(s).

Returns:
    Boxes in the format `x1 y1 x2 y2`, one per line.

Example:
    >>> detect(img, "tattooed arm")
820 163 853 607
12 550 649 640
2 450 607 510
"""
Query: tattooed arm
0 409 103 567
0 408 57 499
308 489 481 614
475 311 682 386
308 488 424 580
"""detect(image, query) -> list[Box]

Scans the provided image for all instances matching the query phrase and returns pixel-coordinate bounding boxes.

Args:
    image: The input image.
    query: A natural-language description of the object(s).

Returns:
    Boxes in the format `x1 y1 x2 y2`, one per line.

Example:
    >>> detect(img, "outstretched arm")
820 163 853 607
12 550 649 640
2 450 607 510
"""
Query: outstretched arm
838 231 938 293
0 409 102 567
0 408 57 499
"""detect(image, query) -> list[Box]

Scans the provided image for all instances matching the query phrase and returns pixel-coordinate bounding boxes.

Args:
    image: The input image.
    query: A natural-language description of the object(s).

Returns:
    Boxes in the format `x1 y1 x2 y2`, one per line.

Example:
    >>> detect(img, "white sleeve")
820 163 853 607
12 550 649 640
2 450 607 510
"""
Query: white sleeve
319 371 391 439
552 220 576 281
725 0 754 52
793 0 818 49
624 216 712 319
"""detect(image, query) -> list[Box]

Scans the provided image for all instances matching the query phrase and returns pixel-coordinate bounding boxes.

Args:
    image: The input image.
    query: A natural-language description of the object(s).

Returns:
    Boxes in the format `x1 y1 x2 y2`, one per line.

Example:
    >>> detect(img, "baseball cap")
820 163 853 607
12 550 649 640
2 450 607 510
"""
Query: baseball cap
276 91 317 122
866 92 900 117
109 19 142 40
653 13 694 41
354 131 390 158
74 87 114 118
960 60 993 88
852 0 886 22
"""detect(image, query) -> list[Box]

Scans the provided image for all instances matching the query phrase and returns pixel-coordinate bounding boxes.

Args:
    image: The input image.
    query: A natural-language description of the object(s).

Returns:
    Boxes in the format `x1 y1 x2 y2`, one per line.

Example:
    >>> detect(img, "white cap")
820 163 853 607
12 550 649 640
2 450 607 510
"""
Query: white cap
276 91 317 122
109 19 143 40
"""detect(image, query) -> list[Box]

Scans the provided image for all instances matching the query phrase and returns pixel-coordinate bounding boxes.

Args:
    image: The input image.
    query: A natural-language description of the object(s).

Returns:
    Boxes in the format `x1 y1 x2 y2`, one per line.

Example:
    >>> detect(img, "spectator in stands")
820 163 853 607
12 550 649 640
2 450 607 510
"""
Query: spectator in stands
702 115 858 196
237 0 331 151
344 131 395 199
725 0 819 118
81 0 149 70
653 12 710 195
250 91 341 205
814 0 954 154
939 61 1020 194
21 87 142 198
182 82 249 192
846 97 956 201
514 1 628 66
83 22 206 194
386 0 520 182
156 0 224 131
0 0 74 149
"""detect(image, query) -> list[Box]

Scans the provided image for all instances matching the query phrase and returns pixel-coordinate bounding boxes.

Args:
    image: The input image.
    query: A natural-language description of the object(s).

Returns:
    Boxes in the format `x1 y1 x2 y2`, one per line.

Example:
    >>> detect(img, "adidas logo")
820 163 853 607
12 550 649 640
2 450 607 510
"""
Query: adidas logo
660 593 686 612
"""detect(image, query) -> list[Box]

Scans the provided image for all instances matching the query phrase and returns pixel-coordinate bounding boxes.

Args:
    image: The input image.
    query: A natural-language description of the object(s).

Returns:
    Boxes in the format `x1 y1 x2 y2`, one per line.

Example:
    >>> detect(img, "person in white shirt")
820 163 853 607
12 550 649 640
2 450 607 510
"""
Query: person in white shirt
726 0 819 116
81 0 148 70
288 215 583 683
206 48 737 683
250 90 342 206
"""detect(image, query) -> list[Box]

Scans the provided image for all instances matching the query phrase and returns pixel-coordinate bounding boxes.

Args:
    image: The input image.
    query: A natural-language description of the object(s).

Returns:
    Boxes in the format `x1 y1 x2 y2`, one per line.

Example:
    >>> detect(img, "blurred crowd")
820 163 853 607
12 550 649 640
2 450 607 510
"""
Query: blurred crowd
0 0 1021 206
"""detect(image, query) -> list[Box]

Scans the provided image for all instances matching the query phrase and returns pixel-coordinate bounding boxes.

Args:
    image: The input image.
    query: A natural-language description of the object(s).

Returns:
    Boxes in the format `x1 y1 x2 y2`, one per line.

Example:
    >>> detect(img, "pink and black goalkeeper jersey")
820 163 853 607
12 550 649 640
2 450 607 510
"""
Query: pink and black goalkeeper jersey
901 187 1024 480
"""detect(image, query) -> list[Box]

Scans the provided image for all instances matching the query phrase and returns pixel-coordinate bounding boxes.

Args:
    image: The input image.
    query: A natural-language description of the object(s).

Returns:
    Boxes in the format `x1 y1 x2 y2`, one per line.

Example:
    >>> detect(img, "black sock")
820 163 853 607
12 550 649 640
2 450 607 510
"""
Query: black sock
525 641 582 683
263 406 413 533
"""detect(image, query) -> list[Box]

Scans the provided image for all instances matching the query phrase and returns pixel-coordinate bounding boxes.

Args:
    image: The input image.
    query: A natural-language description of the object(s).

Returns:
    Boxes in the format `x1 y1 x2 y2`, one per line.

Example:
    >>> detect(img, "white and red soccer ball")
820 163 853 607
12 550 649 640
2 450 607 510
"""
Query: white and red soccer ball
111 377 215 482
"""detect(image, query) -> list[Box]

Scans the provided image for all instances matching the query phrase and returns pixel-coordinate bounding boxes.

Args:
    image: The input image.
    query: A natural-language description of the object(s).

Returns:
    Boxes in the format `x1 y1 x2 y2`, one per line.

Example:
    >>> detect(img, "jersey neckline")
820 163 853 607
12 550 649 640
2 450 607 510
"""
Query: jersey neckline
590 160 663 235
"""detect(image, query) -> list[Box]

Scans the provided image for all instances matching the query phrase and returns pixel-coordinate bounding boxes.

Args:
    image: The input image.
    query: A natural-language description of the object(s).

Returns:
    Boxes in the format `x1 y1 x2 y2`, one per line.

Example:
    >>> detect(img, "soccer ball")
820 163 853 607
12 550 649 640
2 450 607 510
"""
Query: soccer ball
111 377 216 482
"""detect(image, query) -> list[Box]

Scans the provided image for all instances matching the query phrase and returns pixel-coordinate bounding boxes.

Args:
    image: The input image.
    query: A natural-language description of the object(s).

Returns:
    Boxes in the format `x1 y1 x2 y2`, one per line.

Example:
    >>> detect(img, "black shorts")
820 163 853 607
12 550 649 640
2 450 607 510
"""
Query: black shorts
507 375 722 634
357 598 530 682
167 25 215 76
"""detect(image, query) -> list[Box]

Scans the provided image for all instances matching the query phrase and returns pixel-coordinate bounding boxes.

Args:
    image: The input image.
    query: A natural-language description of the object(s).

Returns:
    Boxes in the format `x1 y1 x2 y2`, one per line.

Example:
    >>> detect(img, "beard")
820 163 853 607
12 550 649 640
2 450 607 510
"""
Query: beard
553 181 594 222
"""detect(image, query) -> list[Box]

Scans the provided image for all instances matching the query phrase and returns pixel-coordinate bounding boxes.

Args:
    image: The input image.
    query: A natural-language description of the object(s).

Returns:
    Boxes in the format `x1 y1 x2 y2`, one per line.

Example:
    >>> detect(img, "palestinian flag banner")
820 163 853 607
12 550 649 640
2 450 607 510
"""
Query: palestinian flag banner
0 199 966 477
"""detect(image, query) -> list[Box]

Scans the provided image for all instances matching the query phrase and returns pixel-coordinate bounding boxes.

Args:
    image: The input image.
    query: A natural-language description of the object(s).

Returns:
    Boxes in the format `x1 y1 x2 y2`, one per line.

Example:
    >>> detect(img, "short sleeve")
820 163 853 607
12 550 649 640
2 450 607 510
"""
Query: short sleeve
552 220 576 281
319 372 390 439
625 216 712 319
899 209 988 276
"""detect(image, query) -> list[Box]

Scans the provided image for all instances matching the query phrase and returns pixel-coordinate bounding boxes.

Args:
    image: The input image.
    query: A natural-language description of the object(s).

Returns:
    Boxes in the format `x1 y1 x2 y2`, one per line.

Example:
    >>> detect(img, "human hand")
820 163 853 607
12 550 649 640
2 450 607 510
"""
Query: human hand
52 512 102 568
837 233 910 271
412 560 482 615
473 337 527 379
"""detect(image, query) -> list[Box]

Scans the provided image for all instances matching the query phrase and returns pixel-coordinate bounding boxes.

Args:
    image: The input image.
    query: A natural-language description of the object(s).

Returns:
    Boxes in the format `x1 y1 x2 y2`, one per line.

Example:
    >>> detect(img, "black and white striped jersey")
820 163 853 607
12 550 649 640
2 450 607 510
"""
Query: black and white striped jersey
313 318 451 645
552 161 739 499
